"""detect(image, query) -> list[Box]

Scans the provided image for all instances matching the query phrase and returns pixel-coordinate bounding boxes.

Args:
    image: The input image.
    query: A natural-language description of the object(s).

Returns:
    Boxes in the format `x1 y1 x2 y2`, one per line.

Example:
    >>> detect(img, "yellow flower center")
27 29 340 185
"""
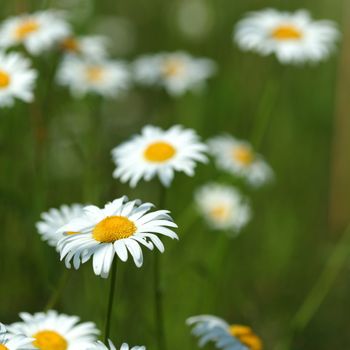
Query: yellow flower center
272 25 302 40
15 20 40 40
32 330 68 350
162 59 185 78
210 205 230 221
93 216 137 243
233 146 254 166
229 325 262 350
61 37 80 53
0 70 10 89
144 141 176 163
85 66 105 83
0 344 9 350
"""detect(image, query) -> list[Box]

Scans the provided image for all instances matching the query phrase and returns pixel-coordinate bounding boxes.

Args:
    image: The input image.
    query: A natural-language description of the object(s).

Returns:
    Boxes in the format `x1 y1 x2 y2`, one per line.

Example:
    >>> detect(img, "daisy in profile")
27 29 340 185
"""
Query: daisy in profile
195 183 251 234
112 125 208 187
88 340 145 350
56 56 130 98
8 310 99 350
36 203 85 248
133 51 216 96
0 10 71 55
0 51 37 107
0 323 33 350
57 196 178 278
187 315 262 350
208 135 273 187
234 9 339 64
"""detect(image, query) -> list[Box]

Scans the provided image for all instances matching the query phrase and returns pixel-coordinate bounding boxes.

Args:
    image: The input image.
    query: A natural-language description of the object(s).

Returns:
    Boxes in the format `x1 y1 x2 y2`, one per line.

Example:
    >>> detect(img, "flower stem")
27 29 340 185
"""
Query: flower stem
44 269 70 311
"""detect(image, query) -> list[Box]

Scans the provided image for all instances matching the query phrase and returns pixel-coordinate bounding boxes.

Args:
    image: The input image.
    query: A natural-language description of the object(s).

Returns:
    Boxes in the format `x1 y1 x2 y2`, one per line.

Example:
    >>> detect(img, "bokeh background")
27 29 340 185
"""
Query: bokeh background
1 0 350 349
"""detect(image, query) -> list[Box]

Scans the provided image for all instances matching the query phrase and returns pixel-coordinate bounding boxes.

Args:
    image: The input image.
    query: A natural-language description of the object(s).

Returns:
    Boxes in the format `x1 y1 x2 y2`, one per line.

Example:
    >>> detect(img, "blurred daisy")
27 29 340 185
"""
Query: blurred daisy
0 11 71 55
60 35 108 59
112 125 208 187
36 203 85 248
88 340 145 350
133 51 216 96
195 183 251 233
234 9 339 64
208 135 273 187
0 323 33 350
56 56 129 98
57 196 178 278
0 51 37 107
187 315 262 350
8 310 99 350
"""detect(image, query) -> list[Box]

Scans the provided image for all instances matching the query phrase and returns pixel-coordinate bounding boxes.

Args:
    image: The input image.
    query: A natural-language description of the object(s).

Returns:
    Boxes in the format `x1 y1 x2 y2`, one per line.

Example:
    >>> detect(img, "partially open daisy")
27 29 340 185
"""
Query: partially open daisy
56 56 130 98
88 340 145 350
0 51 37 107
133 51 216 96
112 125 208 187
0 11 71 55
187 315 262 350
208 135 273 187
57 196 178 278
36 203 85 248
8 310 99 350
0 323 33 350
234 9 339 64
195 183 251 234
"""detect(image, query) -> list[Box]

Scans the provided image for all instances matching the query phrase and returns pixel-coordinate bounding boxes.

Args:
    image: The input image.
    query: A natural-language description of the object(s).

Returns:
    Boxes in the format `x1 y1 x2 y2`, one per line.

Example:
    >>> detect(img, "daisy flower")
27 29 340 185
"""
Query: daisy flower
133 51 216 96
0 10 71 55
195 183 251 233
57 196 178 278
56 56 130 98
8 310 99 350
0 51 37 107
208 135 273 187
234 9 339 64
0 323 33 350
187 315 262 350
88 340 145 350
112 125 208 187
36 203 85 248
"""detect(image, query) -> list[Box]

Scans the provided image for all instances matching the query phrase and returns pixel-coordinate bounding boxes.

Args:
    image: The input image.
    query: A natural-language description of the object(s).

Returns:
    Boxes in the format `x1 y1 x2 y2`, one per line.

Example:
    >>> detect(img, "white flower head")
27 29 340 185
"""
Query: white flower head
112 125 208 187
0 51 37 107
88 340 145 350
36 204 85 248
195 183 251 233
234 8 339 64
7 310 99 350
187 315 262 350
56 56 130 98
208 135 273 187
0 10 71 55
133 51 216 96
0 323 33 350
57 196 178 278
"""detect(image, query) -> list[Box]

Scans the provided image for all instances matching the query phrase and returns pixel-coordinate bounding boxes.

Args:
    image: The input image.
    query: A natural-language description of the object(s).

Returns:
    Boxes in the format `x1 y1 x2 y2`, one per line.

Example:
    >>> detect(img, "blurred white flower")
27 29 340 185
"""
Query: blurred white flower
0 51 37 107
8 310 99 350
0 10 71 55
88 340 146 350
0 323 33 350
208 135 273 187
234 9 339 64
56 56 130 98
195 183 251 233
187 315 262 350
36 203 85 248
112 125 208 187
133 51 216 96
57 196 178 278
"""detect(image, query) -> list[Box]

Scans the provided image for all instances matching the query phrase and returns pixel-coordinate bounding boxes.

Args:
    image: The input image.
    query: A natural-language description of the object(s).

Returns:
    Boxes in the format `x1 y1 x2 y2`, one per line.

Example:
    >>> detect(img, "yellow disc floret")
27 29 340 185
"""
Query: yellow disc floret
85 66 104 83
272 25 302 40
33 330 68 350
233 146 254 166
0 70 10 89
144 141 176 163
0 344 9 350
15 20 40 40
162 59 185 78
229 325 262 350
61 37 80 53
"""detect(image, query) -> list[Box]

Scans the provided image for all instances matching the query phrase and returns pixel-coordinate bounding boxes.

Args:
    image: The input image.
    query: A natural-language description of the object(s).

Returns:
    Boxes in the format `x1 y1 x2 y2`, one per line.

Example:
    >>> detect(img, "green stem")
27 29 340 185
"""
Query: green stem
44 269 70 311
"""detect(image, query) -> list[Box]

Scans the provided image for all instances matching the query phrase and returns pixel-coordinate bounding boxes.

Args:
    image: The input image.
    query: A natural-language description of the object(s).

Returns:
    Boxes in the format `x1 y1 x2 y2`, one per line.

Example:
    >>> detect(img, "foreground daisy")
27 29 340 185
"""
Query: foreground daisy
8 310 99 350
112 125 208 187
57 196 178 278
234 9 339 64
208 135 273 187
195 183 251 233
0 323 33 350
36 203 85 248
0 51 37 107
133 51 216 96
0 10 71 55
187 315 262 350
56 56 130 98
88 340 145 350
